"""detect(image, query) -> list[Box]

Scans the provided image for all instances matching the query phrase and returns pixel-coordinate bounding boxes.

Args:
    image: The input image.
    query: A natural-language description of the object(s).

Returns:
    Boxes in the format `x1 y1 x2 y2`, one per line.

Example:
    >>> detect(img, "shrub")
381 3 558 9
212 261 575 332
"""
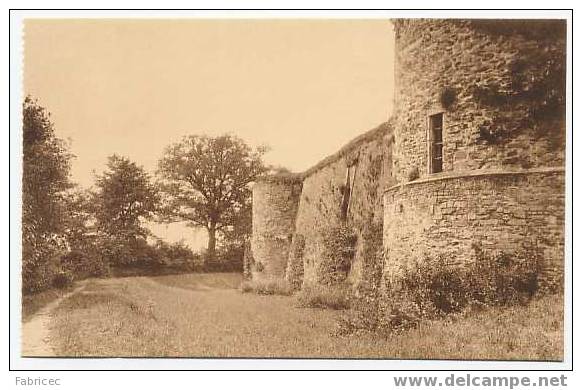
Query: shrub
286 234 306 289
61 248 110 279
407 166 420 181
376 243 545 332
22 242 64 294
468 243 542 305
338 221 384 334
52 270 74 289
155 240 194 263
440 86 457 109
213 243 245 272
242 243 254 280
296 284 350 310
240 278 294 296
317 223 357 285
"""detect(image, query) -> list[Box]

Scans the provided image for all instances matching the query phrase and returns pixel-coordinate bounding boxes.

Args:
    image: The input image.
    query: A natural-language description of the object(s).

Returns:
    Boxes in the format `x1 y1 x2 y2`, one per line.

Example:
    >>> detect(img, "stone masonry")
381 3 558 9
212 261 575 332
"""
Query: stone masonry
250 19 566 295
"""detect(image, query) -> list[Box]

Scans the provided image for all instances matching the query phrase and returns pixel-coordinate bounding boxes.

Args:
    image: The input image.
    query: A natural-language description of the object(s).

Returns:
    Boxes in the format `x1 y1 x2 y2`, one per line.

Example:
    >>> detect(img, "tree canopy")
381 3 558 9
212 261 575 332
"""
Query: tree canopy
22 96 73 292
94 155 159 240
158 134 268 262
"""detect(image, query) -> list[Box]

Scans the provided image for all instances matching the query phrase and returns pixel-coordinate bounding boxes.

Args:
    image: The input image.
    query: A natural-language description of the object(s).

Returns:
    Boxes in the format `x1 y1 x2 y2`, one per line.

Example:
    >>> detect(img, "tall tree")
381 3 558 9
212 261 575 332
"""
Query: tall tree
158 134 268 263
94 155 159 240
22 96 73 292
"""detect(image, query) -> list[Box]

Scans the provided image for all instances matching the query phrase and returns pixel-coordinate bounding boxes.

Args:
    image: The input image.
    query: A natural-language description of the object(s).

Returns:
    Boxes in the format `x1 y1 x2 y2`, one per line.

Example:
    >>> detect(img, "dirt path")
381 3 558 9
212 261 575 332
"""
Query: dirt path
21 284 86 357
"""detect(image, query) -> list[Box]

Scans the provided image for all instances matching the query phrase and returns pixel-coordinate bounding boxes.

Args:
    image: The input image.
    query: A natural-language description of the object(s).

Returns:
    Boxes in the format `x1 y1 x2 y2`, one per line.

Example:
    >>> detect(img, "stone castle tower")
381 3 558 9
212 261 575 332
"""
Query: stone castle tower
250 19 566 293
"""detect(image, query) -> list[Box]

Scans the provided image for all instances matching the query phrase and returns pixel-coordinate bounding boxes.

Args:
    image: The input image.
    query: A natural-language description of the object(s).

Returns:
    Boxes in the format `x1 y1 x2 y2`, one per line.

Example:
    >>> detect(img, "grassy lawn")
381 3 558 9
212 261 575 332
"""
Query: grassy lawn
47 273 563 359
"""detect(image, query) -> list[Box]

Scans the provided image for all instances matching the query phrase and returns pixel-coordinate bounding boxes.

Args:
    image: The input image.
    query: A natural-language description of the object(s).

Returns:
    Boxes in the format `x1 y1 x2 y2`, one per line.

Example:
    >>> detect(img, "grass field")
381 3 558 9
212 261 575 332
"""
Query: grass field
39 273 563 359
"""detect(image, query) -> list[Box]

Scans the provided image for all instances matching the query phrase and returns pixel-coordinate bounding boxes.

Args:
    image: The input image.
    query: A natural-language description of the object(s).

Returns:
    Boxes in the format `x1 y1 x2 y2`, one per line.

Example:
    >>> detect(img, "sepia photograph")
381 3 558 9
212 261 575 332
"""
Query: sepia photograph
13 11 569 367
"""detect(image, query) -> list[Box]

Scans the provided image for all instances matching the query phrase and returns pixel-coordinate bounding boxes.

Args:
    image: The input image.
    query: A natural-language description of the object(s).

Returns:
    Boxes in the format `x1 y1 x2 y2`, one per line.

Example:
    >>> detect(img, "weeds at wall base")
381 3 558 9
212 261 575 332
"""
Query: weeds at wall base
240 278 294 296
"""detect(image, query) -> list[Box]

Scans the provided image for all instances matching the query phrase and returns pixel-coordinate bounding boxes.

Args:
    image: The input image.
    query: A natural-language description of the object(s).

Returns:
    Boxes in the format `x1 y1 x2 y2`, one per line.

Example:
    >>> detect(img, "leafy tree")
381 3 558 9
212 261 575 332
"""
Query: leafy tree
158 134 268 263
62 188 95 250
94 155 159 241
22 96 72 292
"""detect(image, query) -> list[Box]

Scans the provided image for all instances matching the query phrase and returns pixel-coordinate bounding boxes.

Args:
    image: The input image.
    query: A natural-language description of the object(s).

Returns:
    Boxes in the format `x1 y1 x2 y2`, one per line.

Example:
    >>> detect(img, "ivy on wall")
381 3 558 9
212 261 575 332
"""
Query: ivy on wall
471 22 566 145
286 234 306 290
317 223 357 286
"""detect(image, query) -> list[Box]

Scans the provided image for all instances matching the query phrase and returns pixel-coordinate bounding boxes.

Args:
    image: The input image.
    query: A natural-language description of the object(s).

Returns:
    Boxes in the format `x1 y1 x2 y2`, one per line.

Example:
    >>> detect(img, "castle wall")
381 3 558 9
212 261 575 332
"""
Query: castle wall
382 168 565 291
292 123 394 288
251 179 302 280
249 19 566 303
392 19 566 183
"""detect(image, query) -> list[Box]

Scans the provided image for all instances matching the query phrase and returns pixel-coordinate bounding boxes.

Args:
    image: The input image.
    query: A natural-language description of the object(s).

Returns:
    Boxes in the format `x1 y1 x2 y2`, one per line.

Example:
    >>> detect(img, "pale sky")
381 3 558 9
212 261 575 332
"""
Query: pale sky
24 19 395 249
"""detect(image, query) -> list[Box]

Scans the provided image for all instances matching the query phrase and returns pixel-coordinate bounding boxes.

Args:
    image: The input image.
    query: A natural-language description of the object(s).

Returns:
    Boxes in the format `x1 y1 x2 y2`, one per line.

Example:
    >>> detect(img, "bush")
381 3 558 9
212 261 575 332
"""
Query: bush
61 248 110 279
22 235 67 294
296 284 350 310
52 270 74 289
407 166 420 181
240 279 294 296
213 241 246 272
286 234 306 289
317 223 357 285
242 243 254 280
377 243 545 332
338 221 384 334
155 240 195 263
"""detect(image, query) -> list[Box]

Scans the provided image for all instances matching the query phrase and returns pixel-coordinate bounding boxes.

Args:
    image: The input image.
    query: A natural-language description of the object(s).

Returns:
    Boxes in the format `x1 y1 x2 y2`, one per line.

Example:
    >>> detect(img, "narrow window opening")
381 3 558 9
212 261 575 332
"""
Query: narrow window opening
340 164 356 220
429 113 443 173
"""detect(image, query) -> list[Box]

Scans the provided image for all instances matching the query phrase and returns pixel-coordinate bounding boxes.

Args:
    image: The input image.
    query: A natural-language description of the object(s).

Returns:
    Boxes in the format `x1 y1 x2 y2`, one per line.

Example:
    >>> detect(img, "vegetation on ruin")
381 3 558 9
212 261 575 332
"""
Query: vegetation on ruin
339 242 551 335
317 223 358 285
240 278 294 296
301 121 393 178
336 221 384 332
471 24 566 146
286 234 306 290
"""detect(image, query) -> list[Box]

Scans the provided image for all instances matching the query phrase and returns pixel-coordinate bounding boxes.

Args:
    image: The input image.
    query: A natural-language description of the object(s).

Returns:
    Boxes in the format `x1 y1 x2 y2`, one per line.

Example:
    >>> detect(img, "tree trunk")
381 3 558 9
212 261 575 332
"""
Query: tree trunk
207 222 217 265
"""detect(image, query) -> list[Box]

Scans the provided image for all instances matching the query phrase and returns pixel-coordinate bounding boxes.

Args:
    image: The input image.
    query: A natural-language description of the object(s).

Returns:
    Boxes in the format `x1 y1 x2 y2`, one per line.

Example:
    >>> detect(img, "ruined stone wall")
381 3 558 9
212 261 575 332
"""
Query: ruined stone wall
292 123 394 288
382 168 565 291
392 19 566 183
251 179 302 280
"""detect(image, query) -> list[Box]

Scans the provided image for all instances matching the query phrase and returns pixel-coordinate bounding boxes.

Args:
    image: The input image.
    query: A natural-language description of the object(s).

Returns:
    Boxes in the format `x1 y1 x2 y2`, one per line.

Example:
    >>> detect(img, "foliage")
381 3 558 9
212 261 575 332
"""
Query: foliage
22 97 73 293
440 86 457 109
242 243 254 280
338 222 384 334
52 270 74 289
467 242 543 305
61 188 95 251
286 234 306 290
296 283 351 310
407 166 420 181
379 243 545 332
99 235 162 270
154 239 195 263
472 29 566 145
94 155 159 241
215 198 252 272
206 249 245 273
317 223 357 285
158 134 268 263
60 249 110 279
240 278 294 296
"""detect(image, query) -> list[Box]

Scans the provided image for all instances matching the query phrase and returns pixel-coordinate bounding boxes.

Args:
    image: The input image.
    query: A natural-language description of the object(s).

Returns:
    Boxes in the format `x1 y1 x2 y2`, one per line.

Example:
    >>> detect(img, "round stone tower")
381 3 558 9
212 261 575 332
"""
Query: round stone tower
251 176 303 280
383 19 566 289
